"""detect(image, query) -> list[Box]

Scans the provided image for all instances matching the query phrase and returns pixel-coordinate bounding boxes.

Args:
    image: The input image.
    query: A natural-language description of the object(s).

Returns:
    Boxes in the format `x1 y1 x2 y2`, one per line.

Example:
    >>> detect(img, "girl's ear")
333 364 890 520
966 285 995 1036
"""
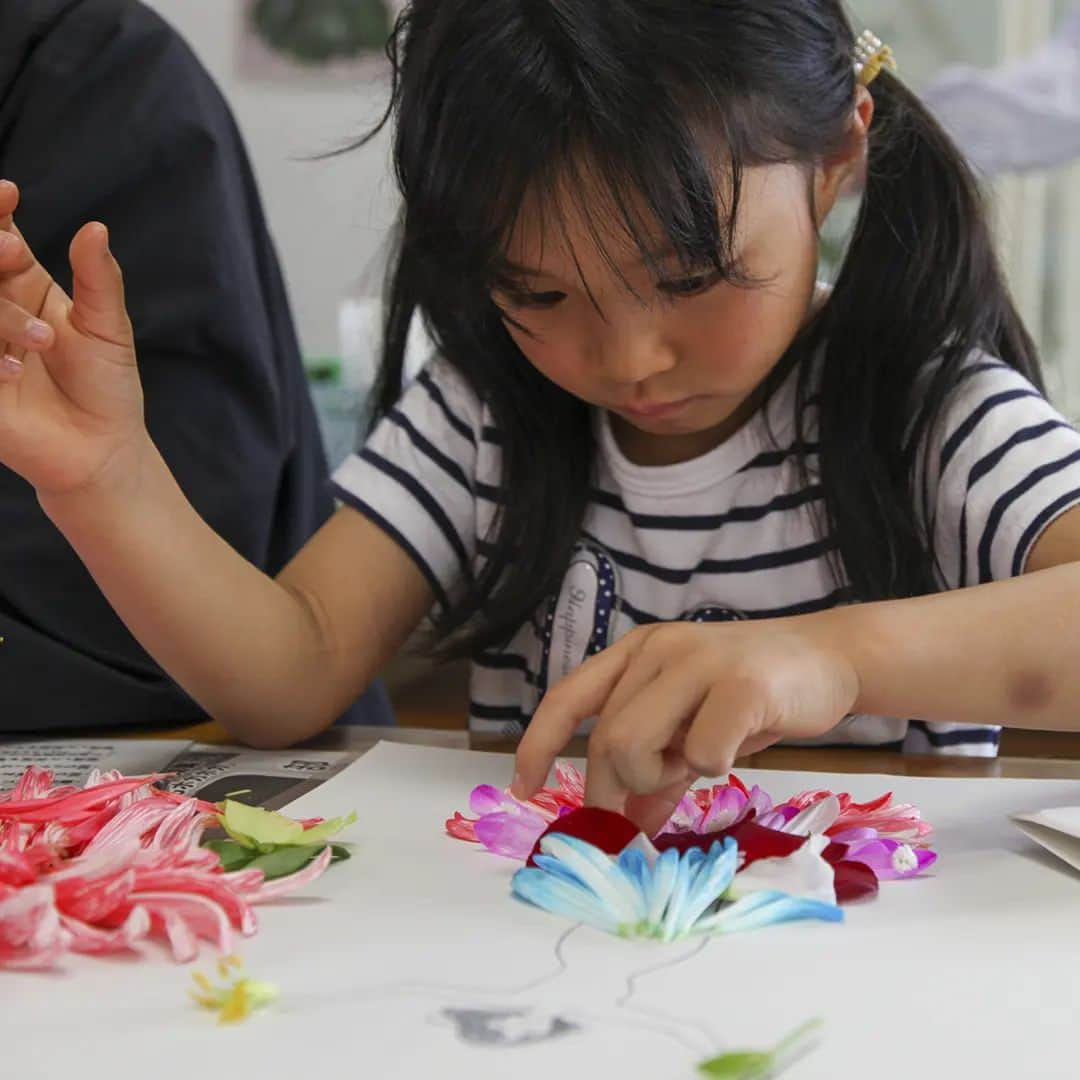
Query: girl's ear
813 85 875 227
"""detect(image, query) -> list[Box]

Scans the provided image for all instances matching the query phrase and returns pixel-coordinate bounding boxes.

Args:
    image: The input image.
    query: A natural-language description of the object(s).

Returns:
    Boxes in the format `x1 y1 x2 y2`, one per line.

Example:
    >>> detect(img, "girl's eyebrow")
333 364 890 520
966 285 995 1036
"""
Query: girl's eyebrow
494 245 694 282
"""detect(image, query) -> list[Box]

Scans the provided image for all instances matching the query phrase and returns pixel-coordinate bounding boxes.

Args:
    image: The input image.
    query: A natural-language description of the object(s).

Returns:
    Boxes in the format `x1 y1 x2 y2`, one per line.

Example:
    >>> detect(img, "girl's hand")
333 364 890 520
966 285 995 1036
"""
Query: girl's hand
0 181 145 499
512 618 861 834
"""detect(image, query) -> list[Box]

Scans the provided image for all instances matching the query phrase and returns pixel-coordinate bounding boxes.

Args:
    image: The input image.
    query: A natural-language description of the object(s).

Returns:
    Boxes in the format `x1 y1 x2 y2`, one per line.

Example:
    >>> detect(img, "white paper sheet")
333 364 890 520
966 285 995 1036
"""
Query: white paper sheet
6 743 1080 1080
1013 807 1080 874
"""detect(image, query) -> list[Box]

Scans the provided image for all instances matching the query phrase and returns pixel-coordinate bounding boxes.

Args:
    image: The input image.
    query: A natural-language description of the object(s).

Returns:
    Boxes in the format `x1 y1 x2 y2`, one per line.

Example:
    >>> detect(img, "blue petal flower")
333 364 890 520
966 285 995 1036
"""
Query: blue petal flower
511 832 842 942
696 890 844 936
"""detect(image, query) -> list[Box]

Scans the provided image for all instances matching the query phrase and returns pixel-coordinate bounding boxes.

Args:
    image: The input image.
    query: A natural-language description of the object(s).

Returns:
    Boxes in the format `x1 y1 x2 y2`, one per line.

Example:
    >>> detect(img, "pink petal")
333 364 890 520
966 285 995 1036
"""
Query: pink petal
132 870 257 934
828 827 880 845
54 867 137 924
553 762 585 806
469 784 508 816
222 868 267 894
474 808 549 860
844 839 938 881
0 850 38 887
134 892 236 962
744 785 775 819
0 776 167 825
62 905 151 955
445 812 478 842
80 799 175 855
0 883 70 969
700 787 749 833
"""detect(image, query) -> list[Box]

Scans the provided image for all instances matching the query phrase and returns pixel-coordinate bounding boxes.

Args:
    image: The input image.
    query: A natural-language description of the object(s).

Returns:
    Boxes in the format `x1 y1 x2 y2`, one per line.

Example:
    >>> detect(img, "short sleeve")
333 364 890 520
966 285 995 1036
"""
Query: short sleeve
922 358 1080 589
332 362 483 612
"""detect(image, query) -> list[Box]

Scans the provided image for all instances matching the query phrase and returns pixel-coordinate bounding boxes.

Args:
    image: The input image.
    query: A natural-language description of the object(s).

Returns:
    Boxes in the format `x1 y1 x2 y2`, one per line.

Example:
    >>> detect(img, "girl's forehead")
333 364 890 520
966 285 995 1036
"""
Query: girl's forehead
500 163 809 279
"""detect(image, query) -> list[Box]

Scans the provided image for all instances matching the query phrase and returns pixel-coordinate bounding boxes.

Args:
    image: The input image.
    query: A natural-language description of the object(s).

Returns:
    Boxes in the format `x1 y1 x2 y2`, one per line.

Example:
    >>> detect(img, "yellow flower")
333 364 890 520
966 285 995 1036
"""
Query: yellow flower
190 955 279 1024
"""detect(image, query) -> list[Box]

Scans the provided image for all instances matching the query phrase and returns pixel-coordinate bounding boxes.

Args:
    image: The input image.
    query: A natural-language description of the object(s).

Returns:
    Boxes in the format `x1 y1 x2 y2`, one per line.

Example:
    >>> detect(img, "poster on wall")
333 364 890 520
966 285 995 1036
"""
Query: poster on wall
236 0 407 84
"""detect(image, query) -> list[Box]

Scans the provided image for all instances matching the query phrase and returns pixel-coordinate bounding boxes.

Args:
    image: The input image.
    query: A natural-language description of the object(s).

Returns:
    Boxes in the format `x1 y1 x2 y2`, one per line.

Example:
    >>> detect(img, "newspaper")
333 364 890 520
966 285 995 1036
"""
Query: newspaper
0 738 360 811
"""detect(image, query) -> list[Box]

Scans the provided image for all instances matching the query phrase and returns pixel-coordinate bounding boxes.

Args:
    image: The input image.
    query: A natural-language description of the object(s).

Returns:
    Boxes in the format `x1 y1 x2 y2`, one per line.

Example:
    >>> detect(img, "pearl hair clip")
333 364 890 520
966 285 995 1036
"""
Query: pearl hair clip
854 29 898 86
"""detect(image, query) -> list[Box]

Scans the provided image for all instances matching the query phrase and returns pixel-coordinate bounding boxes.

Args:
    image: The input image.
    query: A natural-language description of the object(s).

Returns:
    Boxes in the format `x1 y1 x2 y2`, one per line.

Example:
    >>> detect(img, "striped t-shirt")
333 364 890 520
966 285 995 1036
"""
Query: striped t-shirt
332 354 1080 757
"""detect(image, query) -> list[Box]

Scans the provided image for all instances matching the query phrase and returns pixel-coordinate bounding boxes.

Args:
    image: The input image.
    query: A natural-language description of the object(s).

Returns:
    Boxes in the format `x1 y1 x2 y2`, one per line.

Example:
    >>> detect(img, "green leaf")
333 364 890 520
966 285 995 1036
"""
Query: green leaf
293 812 357 847
202 839 257 872
218 800 356 851
697 1051 773 1078
698 1019 823 1079
244 844 328 880
329 843 351 862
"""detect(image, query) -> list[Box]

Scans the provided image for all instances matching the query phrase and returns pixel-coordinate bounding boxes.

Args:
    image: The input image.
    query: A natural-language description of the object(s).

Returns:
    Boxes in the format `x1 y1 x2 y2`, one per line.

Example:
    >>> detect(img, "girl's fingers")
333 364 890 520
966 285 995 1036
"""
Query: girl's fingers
512 635 637 798
590 660 709 796
682 679 769 779
0 298 54 352
69 222 133 349
0 180 20 229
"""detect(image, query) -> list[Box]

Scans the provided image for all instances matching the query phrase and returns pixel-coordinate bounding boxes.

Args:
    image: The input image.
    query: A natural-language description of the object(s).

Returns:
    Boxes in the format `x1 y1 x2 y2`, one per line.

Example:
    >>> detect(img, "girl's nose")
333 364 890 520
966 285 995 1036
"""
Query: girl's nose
595 320 678 387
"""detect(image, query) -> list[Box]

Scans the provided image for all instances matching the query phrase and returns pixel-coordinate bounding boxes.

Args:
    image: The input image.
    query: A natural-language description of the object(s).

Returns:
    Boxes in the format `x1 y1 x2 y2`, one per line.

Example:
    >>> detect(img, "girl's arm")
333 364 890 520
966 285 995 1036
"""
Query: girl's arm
513 509 1080 827
45 460 433 746
818 508 1080 729
0 184 432 746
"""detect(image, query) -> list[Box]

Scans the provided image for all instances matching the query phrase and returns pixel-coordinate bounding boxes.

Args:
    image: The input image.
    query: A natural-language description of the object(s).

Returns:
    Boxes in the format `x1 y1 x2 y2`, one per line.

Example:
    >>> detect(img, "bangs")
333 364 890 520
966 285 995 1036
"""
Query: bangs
412 95 766 303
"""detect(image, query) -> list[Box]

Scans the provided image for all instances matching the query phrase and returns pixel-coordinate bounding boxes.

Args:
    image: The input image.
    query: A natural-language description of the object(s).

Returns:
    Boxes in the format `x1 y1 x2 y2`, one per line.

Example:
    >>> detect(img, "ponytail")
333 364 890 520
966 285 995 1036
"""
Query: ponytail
802 70 1042 600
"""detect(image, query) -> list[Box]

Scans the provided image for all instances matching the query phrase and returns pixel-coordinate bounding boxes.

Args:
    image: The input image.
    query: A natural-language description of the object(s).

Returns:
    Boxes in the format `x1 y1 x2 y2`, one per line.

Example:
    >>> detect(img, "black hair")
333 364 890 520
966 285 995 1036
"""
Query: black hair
358 0 1040 653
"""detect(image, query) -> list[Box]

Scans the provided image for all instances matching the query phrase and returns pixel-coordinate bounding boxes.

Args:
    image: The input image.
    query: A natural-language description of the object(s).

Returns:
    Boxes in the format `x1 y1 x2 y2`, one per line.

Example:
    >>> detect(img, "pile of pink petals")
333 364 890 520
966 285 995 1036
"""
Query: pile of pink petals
0 767 332 970
447 764 936 901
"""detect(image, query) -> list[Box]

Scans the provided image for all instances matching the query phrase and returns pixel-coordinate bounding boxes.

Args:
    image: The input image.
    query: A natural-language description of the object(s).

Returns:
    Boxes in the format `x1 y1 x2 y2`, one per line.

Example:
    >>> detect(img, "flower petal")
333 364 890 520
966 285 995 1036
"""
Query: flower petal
539 834 645 926
782 795 842 836
527 808 640 867
444 812 478 843
0 883 69 968
468 784 507 816
135 892 236 962
832 859 879 903
475 808 548 860
511 866 621 934
62 905 151 955
696 890 843 936
676 839 740 933
729 835 836 905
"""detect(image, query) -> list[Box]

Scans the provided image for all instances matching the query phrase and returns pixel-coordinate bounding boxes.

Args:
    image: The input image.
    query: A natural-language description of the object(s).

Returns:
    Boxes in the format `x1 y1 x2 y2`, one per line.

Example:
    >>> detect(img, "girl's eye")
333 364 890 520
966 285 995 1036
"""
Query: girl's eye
496 288 567 310
658 270 722 298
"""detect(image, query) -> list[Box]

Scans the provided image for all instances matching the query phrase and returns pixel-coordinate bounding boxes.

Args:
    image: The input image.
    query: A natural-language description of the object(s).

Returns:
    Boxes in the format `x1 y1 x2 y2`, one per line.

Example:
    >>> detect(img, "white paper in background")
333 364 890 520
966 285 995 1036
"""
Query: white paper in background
1013 806 1080 874
0 739 189 789
7 742 1080 1080
0 740 358 810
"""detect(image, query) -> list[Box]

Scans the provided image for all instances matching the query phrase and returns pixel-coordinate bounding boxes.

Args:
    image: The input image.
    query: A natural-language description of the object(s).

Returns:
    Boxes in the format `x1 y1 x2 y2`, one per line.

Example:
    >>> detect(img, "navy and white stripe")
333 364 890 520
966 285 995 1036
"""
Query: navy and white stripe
333 355 1080 756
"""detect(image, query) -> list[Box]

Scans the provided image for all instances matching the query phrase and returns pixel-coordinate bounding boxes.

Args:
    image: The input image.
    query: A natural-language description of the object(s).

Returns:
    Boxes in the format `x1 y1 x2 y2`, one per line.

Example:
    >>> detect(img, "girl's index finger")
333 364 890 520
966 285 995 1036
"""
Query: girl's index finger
511 637 634 799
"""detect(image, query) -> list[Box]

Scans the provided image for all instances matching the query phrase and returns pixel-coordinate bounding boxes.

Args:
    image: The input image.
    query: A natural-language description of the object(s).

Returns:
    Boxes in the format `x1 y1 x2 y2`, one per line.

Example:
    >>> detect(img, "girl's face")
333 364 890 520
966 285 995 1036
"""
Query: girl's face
493 160 855 466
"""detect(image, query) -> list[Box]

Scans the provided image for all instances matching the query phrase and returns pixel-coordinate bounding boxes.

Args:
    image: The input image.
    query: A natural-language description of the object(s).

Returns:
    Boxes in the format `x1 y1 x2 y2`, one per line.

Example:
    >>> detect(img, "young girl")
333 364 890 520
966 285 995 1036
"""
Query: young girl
1 0 1079 833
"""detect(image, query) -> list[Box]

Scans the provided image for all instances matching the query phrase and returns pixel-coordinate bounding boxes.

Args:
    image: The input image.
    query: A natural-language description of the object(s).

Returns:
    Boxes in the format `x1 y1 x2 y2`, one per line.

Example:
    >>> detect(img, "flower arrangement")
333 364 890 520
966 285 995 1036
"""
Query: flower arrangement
448 764 936 939
0 766 353 970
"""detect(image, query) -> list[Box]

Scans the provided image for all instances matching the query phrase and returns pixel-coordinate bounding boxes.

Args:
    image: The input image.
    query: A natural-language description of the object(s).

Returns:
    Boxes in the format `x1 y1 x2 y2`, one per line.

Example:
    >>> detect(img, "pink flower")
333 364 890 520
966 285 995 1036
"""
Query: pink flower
660 777 774 836
448 763 938 892
0 768 335 970
780 790 934 845
445 763 585 859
